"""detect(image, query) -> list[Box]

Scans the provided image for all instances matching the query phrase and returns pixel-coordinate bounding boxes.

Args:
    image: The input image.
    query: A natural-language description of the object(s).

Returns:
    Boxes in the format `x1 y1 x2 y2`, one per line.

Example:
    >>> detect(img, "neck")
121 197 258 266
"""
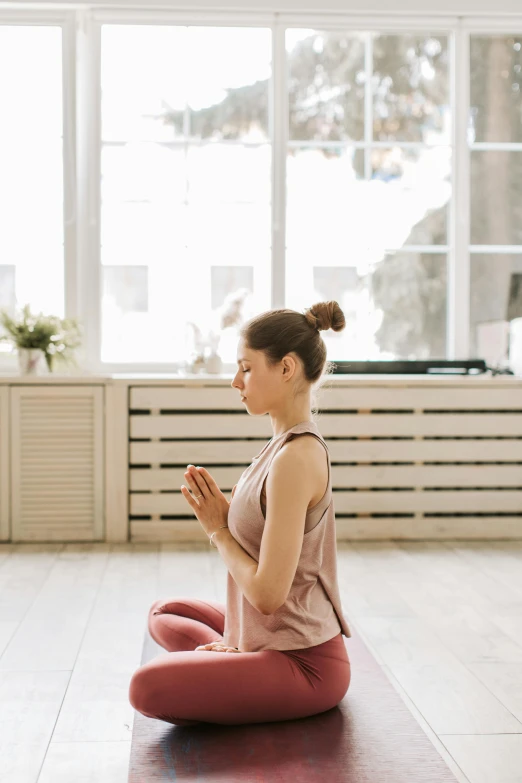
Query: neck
270 409 313 438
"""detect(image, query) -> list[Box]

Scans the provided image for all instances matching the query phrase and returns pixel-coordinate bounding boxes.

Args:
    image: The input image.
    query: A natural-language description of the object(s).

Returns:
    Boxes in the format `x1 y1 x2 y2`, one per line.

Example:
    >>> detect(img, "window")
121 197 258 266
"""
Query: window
469 35 522 355
0 24 64 353
99 24 272 364
285 31 450 360
2 13 521 372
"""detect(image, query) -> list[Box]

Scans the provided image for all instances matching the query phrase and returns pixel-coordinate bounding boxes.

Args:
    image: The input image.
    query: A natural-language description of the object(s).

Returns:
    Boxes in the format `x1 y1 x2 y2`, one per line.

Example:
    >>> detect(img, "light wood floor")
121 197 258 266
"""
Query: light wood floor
0 540 521 783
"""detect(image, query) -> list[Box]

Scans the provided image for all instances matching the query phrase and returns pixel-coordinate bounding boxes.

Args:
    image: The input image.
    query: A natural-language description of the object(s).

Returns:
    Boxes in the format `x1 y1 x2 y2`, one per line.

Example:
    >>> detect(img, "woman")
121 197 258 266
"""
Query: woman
129 300 352 726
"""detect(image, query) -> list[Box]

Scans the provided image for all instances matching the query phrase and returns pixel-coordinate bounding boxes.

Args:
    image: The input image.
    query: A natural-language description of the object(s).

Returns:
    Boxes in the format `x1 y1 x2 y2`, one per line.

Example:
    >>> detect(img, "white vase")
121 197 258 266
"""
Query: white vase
186 352 206 374
205 350 223 374
18 348 46 375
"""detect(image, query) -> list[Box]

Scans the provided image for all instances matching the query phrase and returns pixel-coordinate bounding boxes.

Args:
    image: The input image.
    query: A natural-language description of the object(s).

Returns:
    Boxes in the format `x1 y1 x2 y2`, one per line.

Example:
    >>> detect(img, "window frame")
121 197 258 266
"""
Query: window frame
2 9 522 374
0 9 72 374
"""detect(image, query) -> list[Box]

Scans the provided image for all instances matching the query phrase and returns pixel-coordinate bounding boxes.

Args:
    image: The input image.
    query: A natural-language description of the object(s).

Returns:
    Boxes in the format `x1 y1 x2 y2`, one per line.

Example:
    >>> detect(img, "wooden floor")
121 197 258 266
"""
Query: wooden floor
0 540 521 783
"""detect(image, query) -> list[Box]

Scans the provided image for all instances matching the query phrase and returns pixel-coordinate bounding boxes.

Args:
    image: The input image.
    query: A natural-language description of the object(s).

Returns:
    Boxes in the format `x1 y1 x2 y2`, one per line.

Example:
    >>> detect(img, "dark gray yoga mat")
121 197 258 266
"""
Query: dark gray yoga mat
128 625 461 783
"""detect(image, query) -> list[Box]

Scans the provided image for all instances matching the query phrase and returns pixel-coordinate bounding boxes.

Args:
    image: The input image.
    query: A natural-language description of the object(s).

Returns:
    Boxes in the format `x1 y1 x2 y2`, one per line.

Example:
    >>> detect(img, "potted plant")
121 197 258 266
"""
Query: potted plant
0 304 83 375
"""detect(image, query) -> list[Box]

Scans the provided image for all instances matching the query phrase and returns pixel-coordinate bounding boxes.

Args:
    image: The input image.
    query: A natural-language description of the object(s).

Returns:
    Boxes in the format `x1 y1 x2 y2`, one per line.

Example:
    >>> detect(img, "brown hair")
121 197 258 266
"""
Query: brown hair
240 300 346 404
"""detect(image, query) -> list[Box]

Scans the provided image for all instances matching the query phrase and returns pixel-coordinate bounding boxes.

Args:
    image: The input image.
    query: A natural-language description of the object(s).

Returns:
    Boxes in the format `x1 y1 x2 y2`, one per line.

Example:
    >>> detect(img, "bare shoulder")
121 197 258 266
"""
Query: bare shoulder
279 433 327 474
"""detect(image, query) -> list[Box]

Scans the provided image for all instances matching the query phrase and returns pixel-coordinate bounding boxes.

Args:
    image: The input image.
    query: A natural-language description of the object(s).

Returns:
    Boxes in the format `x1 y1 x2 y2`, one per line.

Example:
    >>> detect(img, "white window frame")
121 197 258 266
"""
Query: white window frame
0 9 73 375
2 9 522 375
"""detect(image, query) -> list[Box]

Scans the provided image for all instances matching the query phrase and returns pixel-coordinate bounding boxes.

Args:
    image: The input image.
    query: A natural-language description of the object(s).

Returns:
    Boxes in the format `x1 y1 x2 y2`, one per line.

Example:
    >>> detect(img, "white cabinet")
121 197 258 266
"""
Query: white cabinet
128 379 522 542
9 386 105 542
0 387 9 541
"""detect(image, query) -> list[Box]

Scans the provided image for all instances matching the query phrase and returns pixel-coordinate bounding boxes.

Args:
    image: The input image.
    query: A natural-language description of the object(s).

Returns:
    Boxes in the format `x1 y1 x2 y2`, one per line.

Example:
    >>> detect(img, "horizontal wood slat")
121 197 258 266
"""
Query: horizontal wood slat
130 490 522 516
130 464 522 492
131 412 522 439
131 439 522 465
130 385 522 411
130 516 522 542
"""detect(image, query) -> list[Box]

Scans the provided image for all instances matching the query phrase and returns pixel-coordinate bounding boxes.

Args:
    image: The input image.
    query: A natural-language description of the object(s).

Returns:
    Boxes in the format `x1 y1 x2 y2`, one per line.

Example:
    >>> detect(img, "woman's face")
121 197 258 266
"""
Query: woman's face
231 338 295 416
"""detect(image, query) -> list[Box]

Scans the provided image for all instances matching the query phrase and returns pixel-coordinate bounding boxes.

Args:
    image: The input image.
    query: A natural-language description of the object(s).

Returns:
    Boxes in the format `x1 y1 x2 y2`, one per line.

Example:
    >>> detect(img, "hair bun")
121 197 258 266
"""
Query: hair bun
304 301 346 333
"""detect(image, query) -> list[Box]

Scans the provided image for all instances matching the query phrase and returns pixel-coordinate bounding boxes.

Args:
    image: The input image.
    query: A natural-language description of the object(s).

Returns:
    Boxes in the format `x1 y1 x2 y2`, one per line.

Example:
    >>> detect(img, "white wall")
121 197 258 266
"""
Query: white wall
10 0 522 16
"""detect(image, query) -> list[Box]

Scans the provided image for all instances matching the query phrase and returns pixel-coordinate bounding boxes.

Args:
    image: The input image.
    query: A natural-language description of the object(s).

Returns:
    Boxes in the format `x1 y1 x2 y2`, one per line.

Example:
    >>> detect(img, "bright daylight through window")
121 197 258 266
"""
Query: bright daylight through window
1 19 521 369
0 25 64 356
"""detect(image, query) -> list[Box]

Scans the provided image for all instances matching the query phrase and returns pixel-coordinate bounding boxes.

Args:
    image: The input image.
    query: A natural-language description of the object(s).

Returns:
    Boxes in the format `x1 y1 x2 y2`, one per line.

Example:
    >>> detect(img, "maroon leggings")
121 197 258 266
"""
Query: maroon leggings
129 597 351 726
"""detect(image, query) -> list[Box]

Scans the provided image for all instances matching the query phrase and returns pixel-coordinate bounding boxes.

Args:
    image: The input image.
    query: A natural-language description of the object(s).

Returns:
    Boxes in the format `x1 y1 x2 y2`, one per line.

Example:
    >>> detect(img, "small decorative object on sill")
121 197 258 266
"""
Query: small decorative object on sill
185 288 250 375
17 348 47 376
186 352 206 374
0 304 83 375
205 349 223 374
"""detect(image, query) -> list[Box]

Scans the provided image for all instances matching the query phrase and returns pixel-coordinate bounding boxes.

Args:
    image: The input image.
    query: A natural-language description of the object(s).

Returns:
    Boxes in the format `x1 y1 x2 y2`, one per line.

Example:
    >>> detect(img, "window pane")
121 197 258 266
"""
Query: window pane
0 267 16 312
470 254 522 354
188 27 271 141
101 26 186 142
470 36 522 143
0 26 64 323
103 266 149 313
373 34 449 144
287 30 365 142
101 25 270 142
286 253 447 360
101 144 187 203
286 145 450 255
470 151 522 245
187 144 271 203
100 24 271 363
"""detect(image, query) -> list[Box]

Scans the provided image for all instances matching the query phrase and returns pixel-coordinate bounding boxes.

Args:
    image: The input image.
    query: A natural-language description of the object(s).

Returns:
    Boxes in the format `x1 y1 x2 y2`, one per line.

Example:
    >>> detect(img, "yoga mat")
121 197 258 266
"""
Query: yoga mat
128 625 460 783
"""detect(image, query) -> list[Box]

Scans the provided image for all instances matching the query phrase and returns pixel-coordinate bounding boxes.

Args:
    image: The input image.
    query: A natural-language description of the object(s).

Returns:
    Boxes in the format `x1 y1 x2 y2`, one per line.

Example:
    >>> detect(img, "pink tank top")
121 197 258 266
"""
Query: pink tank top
223 419 352 652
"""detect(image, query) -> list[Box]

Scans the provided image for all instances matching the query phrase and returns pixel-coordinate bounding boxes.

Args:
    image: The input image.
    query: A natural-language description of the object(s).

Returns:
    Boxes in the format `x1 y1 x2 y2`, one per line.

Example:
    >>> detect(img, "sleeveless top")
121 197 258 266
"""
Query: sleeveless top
223 419 352 652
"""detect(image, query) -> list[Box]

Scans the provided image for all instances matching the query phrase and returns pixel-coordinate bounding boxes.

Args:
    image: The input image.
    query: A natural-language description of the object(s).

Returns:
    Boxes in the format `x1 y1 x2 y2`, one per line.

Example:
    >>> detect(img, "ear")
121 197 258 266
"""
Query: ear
282 354 296 377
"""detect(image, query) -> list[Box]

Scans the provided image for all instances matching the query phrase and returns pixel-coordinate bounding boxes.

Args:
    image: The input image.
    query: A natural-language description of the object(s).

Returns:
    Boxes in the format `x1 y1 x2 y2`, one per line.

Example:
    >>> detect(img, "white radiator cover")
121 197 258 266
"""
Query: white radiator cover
0 387 9 541
128 382 522 541
9 386 105 542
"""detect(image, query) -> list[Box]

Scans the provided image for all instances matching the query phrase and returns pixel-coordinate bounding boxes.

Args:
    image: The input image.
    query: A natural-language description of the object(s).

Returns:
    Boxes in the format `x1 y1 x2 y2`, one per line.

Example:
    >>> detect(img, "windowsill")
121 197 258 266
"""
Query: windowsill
0 371 520 385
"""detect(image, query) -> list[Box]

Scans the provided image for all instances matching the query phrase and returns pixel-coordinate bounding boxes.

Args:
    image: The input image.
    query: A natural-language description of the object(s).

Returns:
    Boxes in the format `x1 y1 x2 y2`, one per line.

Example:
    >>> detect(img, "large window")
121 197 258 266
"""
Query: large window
100 24 272 364
1 14 521 371
285 30 450 360
0 24 64 345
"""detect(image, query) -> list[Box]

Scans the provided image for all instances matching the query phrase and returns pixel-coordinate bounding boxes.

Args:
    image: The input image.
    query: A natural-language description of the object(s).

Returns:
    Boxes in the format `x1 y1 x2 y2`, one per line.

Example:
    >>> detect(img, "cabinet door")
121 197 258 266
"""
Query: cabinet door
0 387 9 541
10 386 104 542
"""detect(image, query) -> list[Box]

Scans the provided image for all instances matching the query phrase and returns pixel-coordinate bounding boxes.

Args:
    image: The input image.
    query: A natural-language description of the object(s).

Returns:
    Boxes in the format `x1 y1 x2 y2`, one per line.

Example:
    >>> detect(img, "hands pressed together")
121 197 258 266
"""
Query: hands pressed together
195 641 241 653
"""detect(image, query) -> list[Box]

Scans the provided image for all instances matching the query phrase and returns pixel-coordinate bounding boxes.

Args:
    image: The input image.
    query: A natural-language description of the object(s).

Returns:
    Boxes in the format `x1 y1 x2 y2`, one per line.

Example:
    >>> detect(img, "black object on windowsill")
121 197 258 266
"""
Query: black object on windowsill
330 359 495 375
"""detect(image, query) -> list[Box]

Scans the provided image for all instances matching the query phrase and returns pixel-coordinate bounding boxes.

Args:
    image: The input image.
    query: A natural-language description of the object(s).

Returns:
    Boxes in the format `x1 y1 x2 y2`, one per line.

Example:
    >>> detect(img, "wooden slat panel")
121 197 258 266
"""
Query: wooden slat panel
10 387 105 542
130 439 522 465
130 516 522 542
129 385 522 411
131 413 270 439
130 489 522 516
335 517 522 539
130 464 522 492
131 412 522 439
131 467 242 491
0 387 9 541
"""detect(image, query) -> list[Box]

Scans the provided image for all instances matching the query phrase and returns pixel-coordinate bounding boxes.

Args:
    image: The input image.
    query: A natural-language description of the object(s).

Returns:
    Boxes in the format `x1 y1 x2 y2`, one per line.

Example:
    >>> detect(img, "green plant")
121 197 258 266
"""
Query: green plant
0 304 83 372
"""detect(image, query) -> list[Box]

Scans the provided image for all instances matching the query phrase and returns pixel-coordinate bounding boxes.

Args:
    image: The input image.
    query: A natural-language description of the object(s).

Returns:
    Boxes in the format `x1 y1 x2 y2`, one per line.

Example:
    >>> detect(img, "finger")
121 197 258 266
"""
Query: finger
194 466 218 497
185 467 208 500
231 484 237 499
183 472 206 502
180 485 198 510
